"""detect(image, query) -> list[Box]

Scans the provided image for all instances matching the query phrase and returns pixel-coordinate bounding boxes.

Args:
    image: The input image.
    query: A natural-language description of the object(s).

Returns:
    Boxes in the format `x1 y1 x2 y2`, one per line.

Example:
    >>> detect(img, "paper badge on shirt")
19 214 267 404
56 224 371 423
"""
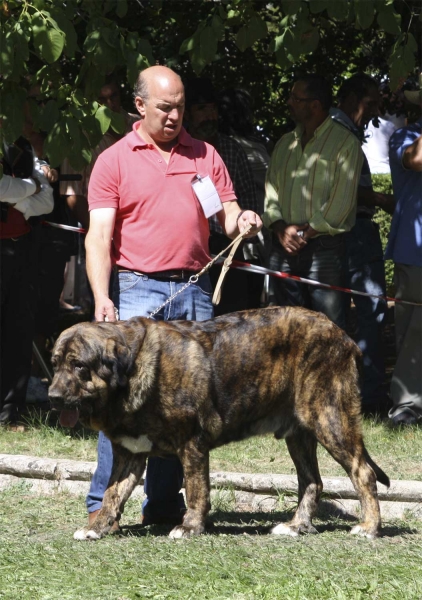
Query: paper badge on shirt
191 174 223 218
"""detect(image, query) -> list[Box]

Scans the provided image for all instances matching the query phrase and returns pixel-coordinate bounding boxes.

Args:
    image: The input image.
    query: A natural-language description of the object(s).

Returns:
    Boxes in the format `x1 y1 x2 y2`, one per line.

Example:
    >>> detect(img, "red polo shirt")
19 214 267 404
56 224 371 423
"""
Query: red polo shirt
88 124 237 273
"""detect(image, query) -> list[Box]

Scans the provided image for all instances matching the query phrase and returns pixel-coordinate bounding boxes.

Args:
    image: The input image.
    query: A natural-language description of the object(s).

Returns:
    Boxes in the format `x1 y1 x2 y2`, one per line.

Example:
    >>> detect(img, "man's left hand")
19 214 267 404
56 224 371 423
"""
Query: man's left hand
237 210 263 237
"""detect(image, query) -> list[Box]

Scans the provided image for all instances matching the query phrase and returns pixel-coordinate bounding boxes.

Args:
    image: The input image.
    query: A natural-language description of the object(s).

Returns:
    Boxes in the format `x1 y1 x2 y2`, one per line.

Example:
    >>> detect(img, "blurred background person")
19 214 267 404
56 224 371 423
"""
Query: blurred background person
218 87 272 307
0 120 54 426
331 73 395 413
184 77 261 313
385 75 422 427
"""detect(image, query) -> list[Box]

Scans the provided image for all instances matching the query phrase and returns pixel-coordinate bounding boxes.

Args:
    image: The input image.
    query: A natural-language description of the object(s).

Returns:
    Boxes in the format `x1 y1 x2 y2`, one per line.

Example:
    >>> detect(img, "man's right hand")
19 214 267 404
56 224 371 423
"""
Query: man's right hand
94 297 118 322
273 221 308 255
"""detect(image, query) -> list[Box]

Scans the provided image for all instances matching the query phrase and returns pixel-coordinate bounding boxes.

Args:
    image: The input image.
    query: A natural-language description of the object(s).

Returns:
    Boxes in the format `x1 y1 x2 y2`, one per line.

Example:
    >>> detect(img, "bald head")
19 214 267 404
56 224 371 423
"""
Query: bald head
134 66 183 104
133 66 185 148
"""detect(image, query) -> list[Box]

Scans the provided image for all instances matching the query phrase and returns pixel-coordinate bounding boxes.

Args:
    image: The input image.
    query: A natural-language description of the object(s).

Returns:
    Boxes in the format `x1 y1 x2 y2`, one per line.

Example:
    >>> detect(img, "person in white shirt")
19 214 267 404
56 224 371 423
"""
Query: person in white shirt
0 137 53 426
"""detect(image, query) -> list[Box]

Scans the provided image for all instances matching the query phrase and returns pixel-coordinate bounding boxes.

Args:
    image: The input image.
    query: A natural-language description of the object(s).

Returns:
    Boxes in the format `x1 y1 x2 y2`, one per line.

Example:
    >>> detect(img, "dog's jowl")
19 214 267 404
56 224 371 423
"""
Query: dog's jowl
49 306 390 540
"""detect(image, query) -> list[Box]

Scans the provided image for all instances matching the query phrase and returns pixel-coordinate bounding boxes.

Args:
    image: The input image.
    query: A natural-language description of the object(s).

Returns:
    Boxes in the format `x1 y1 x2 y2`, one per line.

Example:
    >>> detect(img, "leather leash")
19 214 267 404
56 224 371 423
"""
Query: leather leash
148 224 252 318
211 225 251 305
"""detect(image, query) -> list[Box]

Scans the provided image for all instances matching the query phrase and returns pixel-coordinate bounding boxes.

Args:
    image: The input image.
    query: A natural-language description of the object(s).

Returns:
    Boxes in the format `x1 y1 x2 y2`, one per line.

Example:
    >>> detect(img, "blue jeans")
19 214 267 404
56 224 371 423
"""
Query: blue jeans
344 219 387 407
268 233 346 330
86 271 214 516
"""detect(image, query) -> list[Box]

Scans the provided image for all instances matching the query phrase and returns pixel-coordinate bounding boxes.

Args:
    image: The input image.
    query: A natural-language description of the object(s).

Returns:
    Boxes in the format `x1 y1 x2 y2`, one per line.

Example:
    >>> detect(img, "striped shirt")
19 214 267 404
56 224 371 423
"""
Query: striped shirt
263 116 363 236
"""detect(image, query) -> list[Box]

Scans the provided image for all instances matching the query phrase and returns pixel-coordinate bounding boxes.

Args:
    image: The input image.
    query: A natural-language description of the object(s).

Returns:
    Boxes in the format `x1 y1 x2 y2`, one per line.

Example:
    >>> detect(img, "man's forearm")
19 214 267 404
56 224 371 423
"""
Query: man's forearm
357 187 396 215
0 174 37 202
85 235 112 302
66 194 90 230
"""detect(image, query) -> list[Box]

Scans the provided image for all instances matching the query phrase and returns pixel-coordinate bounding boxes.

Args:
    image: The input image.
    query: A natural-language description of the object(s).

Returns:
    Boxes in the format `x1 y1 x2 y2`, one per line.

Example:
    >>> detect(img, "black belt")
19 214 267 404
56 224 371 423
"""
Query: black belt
117 267 195 280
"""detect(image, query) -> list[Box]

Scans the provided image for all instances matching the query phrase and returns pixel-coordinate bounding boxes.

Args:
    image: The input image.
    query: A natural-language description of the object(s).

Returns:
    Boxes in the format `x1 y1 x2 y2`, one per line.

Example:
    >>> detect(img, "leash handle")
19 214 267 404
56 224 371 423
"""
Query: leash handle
212 225 252 306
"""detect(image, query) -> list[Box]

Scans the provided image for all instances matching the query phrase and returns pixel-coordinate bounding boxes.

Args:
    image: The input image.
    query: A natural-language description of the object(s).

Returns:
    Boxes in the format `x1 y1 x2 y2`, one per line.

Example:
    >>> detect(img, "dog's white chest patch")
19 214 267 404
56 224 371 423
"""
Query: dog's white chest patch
118 434 153 454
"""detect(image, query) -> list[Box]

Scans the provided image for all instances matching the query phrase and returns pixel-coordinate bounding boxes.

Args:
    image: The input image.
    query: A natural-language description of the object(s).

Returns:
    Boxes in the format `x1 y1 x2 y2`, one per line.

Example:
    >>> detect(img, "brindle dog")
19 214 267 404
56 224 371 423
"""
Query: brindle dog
49 306 389 541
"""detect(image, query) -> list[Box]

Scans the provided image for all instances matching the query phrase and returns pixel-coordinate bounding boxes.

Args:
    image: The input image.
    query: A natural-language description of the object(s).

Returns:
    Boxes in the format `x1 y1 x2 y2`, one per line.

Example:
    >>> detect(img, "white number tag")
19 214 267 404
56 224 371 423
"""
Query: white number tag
191 175 223 218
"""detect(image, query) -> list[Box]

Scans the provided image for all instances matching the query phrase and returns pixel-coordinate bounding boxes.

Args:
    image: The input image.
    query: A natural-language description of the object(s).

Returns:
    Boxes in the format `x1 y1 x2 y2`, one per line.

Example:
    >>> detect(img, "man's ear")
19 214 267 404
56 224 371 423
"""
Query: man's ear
135 96 146 118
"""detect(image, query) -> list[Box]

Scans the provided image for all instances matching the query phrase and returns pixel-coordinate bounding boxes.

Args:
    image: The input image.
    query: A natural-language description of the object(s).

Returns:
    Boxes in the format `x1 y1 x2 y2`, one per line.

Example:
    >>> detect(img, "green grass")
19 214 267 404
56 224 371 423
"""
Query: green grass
1 413 421 599
0 487 421 600
1 410 421 481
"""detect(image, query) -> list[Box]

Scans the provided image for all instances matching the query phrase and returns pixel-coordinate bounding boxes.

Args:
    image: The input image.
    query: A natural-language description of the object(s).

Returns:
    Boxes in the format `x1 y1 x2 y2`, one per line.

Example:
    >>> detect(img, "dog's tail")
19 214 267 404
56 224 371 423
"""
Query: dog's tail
364 447 390 488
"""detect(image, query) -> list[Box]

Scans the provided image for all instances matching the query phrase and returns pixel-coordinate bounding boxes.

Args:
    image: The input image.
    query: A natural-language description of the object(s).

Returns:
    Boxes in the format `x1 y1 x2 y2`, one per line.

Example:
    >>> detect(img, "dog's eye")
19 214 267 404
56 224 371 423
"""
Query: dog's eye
74 362 87 373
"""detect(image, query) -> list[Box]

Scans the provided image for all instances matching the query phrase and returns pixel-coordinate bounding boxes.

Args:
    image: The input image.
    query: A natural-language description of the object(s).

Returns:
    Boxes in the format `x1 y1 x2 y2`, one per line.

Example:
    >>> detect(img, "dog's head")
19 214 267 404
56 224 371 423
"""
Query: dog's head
49 322 133 429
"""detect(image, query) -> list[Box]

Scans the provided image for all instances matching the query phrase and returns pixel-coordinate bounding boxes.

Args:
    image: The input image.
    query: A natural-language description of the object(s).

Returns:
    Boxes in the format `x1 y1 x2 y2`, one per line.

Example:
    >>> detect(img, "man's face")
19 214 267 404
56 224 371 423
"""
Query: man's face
98 83 121 114
286 81 315 124
135 76 185 144
185 103 218 141
353 87 380 128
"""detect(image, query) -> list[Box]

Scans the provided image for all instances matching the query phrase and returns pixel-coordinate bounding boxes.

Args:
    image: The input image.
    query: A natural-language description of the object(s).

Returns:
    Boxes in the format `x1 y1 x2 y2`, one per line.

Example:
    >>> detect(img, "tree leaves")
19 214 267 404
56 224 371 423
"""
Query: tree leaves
377 3 401 36
0 0 419 165
31 14 65 63
1 88 27 143
326 0 350 22
50 9 79 58
388 33 418 91
95 105 112 135
235 13 268 52
180 21 220 74
354 0 375 30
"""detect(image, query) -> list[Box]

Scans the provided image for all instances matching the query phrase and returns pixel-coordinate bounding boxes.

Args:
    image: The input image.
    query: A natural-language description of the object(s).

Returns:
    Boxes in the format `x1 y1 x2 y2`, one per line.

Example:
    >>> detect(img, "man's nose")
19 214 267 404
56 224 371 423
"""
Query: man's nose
168 108 181 121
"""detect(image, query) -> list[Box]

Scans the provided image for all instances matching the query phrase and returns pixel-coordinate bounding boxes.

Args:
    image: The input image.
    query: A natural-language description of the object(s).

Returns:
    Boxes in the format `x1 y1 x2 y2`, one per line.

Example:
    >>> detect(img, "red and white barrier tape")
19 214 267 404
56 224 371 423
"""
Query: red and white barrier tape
214 257 421 307
43 221 421 307
44 221 87 234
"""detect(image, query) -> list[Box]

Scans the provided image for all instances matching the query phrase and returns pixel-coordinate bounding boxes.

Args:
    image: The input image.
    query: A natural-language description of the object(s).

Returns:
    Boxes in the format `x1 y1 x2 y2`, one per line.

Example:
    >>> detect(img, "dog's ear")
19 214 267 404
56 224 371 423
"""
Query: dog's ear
98 338 132 389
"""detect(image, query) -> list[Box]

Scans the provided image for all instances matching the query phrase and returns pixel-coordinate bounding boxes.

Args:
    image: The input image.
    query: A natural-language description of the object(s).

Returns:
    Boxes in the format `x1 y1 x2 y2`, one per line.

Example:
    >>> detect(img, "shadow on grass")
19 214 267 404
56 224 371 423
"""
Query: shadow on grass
116 507 417 539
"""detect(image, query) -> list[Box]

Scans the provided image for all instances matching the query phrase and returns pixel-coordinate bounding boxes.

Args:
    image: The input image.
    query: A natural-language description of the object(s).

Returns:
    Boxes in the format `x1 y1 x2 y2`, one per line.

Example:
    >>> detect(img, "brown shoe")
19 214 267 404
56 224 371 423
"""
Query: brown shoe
88 509 120 532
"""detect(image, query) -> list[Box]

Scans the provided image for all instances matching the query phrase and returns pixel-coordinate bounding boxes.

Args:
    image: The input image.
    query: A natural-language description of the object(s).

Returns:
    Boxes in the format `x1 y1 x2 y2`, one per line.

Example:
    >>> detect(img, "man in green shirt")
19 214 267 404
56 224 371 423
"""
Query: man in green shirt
263 74 363 328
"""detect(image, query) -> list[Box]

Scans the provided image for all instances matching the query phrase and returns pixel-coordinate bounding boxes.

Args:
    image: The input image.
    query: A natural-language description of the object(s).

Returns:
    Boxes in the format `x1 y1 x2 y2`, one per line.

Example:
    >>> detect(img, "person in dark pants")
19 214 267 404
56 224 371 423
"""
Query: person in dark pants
0 137 53 425
386 79 422 426
330 74 396 413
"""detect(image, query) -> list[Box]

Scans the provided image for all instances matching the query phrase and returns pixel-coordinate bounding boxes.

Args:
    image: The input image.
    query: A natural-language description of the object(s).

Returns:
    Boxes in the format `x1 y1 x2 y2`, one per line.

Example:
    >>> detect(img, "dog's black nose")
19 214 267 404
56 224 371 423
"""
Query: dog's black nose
48 386 65 407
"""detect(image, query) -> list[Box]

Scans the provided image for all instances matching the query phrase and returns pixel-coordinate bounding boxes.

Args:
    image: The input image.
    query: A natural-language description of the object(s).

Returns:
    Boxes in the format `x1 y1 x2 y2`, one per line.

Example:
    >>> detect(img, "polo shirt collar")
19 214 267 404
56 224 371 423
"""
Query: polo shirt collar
126 122 194 150
329 107 359 136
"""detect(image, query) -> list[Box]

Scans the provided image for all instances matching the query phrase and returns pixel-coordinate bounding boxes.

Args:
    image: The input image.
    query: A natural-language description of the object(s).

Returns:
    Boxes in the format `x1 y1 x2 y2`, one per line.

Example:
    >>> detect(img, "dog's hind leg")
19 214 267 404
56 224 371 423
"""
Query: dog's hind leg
313 421 383 539
272 430 322 537
169 441 211 539
74 449 147 541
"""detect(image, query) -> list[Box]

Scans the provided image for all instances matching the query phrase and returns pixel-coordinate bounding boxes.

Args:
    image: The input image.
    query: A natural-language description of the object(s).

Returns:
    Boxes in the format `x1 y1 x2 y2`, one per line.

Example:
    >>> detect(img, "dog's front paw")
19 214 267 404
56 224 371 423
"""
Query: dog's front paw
350 524 378 539
169 524 204 539
271 523 300 537
271 521 318 536
73 527 102 541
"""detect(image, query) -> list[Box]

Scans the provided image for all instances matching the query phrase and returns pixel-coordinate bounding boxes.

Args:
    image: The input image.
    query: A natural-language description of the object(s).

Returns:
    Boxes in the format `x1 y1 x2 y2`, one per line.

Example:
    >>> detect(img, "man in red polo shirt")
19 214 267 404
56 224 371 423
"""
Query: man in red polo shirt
83 65 262 530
